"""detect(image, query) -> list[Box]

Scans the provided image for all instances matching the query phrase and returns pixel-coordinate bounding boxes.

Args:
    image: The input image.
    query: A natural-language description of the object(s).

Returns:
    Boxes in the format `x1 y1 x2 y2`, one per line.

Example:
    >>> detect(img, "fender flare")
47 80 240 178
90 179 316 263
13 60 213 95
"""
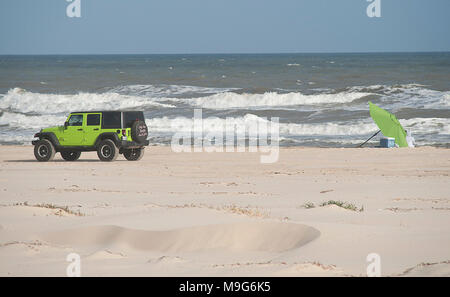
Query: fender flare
94 133 121 148
36 132 60 148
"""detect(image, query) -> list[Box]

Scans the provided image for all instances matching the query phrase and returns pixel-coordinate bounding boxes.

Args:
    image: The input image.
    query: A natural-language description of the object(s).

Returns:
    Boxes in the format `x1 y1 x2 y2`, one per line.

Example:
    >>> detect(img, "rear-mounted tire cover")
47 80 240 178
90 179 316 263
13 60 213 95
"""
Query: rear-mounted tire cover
131 120 148 143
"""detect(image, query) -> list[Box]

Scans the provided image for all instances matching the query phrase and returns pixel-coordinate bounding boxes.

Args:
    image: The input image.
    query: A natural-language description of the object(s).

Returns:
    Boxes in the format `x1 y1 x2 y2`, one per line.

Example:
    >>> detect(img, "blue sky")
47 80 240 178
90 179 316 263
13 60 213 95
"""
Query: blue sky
0 0 449 54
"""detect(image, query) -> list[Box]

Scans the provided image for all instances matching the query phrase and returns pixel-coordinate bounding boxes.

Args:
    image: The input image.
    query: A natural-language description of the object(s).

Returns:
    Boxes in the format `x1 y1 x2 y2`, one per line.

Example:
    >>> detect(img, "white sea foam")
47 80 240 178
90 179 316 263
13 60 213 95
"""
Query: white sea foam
391 86 448 108
146 114 450 136
348 84 449 109
1 85 448 145
146 114 270 134
1 113 448 145
0 88 175 114
0 132 33 144
181 91 371 109
0 112 66 130
401 117 450 135
440 93 450 107
282 117 450 136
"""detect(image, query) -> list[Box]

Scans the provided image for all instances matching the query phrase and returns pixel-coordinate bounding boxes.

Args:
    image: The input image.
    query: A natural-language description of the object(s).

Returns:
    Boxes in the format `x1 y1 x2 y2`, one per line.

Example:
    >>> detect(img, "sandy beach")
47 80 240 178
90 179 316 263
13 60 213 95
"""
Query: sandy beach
0 145 449 276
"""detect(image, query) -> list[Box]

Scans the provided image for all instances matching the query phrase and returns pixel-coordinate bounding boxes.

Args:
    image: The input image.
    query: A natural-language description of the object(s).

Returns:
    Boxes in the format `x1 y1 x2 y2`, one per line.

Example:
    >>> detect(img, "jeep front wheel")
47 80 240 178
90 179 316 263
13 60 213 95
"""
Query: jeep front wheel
97 139 118 161
123 148 145 161
61 151 81 161
34 139 56 162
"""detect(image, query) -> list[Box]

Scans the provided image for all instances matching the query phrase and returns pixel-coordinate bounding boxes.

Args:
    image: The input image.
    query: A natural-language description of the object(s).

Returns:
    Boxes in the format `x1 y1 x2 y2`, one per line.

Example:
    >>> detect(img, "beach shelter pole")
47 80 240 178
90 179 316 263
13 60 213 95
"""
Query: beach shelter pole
358 130 381 148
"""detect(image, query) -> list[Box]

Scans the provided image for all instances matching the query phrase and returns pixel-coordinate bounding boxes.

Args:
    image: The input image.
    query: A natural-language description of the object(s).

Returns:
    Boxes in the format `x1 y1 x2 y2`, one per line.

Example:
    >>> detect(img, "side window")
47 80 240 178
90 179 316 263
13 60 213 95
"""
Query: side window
87 114 101 126
68 114 83 126
102 112 121 129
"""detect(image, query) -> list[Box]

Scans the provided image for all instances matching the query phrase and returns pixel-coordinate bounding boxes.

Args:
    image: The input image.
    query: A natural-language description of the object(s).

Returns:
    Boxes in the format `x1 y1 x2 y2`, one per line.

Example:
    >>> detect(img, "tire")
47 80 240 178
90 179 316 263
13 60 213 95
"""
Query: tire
131 120 148 144
97 139 118 162
34 139 56 162
123 148 145 161
61 151 81 161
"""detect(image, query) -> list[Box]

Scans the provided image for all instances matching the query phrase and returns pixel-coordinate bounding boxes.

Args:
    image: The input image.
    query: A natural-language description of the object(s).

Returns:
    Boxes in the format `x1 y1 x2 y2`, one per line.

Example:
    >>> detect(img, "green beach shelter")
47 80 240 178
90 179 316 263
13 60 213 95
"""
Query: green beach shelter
368 101 408 147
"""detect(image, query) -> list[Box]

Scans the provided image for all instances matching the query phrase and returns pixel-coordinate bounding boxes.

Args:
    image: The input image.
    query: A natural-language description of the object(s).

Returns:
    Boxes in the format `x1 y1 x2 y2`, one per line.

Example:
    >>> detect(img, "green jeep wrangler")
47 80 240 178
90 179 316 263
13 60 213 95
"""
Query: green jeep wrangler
32 111 149 162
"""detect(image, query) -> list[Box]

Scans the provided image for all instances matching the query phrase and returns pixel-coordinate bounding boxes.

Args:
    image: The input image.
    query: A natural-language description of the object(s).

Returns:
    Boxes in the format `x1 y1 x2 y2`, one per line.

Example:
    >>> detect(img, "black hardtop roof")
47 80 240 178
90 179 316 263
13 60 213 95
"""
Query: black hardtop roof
70 111 144 114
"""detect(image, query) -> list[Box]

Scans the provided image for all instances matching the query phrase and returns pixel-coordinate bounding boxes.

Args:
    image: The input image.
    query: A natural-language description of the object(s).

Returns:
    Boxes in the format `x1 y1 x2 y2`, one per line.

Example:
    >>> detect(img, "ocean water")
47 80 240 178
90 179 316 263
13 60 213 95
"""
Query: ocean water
0 53 449 147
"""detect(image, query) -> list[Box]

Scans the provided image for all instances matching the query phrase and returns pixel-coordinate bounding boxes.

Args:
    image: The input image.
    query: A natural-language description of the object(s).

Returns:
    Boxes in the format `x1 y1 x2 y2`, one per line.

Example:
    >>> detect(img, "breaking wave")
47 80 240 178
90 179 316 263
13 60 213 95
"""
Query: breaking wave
0 88 175 115
180 91 372 109
347 84 450 109
0 84 448 146
0 112 66 130
146 114 450 136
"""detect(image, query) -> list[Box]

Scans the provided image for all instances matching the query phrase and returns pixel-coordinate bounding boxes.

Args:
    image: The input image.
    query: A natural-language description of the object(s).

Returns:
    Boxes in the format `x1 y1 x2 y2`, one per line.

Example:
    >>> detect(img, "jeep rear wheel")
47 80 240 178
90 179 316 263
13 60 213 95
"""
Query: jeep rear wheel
34 139 56 162
123 148 145 161
97 139 118 161
61 151 81 161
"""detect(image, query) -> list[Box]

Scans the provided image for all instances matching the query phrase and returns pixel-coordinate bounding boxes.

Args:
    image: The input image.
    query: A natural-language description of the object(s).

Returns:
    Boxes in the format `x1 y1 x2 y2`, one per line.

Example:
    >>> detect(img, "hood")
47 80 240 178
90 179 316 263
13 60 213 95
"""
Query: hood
41 126 64 133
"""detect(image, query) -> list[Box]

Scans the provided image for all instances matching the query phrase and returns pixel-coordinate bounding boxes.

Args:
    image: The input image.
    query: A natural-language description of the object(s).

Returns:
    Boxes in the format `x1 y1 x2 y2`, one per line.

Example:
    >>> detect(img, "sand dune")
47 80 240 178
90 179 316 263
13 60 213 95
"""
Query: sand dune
40 222 320 253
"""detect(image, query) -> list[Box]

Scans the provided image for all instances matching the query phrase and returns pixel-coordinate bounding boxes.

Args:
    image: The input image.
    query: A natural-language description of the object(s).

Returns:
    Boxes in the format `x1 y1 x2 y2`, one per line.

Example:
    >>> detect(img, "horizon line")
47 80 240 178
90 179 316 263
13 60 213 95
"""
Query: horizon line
1 50 450 56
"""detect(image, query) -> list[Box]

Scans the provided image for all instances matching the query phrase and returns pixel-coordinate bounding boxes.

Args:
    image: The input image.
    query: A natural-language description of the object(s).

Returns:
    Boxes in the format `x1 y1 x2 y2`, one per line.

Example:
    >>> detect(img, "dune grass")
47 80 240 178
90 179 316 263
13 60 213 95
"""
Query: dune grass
13 202 84 216
302 200 364 212
301 202 316 209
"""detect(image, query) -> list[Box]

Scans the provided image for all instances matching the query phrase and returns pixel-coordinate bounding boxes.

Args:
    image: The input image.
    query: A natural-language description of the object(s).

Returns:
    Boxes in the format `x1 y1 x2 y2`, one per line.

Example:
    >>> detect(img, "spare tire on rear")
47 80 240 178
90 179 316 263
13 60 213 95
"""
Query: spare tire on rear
131 120 148 144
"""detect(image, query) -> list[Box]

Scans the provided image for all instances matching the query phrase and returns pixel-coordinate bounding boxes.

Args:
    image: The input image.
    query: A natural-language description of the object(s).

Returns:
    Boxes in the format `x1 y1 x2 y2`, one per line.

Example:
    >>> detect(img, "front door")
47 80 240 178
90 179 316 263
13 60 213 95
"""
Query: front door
83 113 102 146
61 114 85 146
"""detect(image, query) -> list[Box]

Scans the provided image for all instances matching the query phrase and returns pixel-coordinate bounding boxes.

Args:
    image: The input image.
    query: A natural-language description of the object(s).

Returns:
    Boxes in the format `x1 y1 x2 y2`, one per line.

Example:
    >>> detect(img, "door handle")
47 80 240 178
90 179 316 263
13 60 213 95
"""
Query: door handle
77 128 83 131
93 128 99 131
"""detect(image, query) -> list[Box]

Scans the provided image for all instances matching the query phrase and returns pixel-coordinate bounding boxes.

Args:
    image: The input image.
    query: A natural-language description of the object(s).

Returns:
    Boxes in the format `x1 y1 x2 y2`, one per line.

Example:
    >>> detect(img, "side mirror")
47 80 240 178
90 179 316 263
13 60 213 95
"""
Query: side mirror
64 122 69 129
